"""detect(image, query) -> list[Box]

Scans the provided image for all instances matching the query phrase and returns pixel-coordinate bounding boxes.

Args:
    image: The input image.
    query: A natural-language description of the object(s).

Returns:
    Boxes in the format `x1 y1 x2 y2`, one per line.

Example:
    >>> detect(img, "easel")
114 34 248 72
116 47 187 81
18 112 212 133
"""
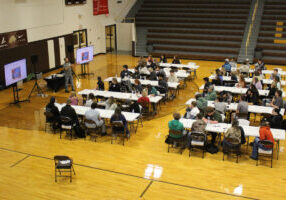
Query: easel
27 72 45 101
78 62 94 78
10 83 29 105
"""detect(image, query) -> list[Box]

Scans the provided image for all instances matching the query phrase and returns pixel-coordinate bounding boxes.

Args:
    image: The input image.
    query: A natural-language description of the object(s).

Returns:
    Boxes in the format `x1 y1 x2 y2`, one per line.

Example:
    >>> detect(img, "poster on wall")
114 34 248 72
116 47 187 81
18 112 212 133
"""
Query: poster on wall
93 0 109 16
0 30 27 50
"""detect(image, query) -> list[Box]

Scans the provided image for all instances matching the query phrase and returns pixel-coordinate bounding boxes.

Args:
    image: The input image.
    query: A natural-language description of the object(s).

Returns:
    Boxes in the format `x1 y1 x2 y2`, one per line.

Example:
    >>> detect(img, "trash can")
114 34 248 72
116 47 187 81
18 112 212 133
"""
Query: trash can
254 47 263 59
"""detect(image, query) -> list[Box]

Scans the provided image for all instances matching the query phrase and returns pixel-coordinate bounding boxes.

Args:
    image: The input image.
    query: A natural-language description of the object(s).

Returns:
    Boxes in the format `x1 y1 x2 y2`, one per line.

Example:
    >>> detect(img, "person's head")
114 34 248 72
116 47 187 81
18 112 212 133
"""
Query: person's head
203 77 209 83
245 58 250 64
49 96 56 104
158 75 163 80
274 69 278 74
91 102 98 109
108 96 115 104
112 77 118 84
173 112 181 120
97 76 102 81
134 79 141 85
239 75 245 82
196 113 203 120
240 95 246 102
195 93 202 100
170 69 175 75
155 65 160 71
275 90 282 97
208 85 214 93
258 59 262 64
70 91 76 98
64 57 69 63
191 101 197 108
205 107 215 116
66 99 72 105
88 93 95 100
272 108 280 115
257 68 262 74
225 58 229 63
215 69 221 75
260 119 269 127
218 96 223 102
123 65 128 70
254 71 260 77
135 67 139 72
249 83 255 89
142 90 148 97
114 107 122 116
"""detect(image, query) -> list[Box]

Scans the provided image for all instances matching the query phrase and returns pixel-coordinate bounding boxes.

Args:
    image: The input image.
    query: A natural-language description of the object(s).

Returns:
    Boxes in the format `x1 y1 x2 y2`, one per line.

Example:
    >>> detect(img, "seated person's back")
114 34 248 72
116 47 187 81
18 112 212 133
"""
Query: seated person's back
168 112 184 138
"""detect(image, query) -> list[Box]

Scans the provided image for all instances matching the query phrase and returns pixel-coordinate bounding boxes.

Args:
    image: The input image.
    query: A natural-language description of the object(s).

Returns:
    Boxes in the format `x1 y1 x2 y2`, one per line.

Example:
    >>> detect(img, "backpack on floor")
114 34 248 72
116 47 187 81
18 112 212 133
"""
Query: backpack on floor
206 144 219 154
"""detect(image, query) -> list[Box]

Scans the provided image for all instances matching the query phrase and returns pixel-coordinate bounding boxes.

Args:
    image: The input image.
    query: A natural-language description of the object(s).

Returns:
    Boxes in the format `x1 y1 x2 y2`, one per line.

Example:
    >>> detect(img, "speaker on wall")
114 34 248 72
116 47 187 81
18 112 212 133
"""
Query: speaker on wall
31 55 38 64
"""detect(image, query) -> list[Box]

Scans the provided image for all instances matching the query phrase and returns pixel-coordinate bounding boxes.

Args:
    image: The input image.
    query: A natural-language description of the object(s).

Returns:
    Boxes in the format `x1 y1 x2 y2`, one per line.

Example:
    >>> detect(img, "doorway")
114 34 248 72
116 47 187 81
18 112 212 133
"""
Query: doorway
105 25 117 53
73 29 88 58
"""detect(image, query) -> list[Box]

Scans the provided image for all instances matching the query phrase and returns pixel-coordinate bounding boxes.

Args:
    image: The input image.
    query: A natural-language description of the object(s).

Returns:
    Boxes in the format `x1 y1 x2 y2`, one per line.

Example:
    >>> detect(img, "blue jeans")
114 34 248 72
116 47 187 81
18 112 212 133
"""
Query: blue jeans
251 137 270 159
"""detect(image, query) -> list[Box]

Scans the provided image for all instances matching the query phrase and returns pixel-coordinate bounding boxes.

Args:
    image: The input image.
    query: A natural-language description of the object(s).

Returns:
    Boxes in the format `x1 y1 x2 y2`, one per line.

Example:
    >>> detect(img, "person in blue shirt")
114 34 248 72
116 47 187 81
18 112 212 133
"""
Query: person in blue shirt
222 58 232 76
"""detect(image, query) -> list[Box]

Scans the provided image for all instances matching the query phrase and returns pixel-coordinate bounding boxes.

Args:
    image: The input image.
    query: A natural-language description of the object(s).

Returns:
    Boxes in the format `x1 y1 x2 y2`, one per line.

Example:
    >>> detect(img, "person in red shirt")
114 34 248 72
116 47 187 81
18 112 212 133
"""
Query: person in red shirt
250 120 275 160
137 90 150 105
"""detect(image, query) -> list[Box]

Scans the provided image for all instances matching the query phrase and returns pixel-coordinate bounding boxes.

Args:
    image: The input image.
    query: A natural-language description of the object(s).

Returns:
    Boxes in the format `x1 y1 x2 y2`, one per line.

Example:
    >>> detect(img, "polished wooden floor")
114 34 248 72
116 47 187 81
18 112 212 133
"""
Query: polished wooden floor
0 53 285 200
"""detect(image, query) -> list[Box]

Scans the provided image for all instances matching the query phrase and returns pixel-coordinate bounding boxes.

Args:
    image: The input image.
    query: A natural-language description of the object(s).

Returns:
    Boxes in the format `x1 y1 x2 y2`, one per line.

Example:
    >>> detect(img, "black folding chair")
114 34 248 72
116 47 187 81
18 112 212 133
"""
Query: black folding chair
222 137 241 163
166 130 185 154
111 121 127 146
60 116 73 140
44 111 57 133
54 155 75 182
189 132 207 158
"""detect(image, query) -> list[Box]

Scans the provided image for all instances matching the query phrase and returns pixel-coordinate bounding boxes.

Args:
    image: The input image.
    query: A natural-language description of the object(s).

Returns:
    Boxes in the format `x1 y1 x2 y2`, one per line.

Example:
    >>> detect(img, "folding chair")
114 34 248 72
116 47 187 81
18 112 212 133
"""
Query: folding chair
257 140 274 168
44 111 57 133
189 132 207 158
166 130 185 154
111 121 127 146
60 116 73 140
84 118 101 142
54 155 75 182
222 137 241 163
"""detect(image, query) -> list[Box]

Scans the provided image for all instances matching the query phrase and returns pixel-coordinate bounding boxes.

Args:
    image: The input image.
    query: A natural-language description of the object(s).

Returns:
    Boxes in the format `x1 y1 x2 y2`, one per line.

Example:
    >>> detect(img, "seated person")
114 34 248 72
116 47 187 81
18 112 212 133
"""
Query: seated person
253 70 264 81
250 120 275 160
203 77 211 94
147 54 153 64
130 101 141 113
222 58 232 75
168 112 184 139
267 108 283 129
270 90 283 109
111 107 129 136
132 67 141 79
202 107 223 144
85 102 106 135
168 69 178 83
239 59 250 75
148 67 157 81
158 75 168 94
137 90 150 105
187 113 207 146
270 69 281 80
263 82 277 105
212 69 223 86
236 95 248 119
214 96 227 115
96 76 105 91
204 85 217 101
147 84 158 96
254 59 266 71
195 93 208 112
160 54 167 63
252 77 262 90
133 79 143 93
105 97 117 110
223 119 246 149
220 91 232 103
155 66 166 80
184 101 200 119
172 55 181 64
109 78 121 92
274 76 282 91
45 96 60 124
69 92 79 105
236 75 246 88
229 57 237 69
120 65 131 79
85 93 95 107
139 64 149 75
246 84 259 105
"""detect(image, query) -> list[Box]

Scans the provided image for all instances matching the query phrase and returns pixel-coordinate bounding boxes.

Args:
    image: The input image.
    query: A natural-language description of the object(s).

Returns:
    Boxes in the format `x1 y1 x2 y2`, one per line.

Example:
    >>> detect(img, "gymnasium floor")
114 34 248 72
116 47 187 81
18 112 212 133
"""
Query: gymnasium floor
0 54 285 200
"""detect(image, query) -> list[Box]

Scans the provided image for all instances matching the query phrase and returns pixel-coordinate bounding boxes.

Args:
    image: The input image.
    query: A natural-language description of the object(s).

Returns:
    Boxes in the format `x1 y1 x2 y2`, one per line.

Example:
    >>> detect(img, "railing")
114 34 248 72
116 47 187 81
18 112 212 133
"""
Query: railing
245 0 259 56
123 17 136 23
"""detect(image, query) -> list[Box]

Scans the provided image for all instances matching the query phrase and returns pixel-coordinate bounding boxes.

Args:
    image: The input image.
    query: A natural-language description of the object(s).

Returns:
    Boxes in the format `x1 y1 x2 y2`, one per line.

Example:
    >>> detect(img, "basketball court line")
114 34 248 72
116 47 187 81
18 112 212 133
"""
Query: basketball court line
0 147 259 200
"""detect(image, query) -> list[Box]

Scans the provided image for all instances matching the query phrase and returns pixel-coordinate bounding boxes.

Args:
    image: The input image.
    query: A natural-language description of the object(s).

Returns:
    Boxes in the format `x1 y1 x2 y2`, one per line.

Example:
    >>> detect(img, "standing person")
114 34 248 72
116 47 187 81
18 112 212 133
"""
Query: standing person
96 76 105 91
63 57 75 93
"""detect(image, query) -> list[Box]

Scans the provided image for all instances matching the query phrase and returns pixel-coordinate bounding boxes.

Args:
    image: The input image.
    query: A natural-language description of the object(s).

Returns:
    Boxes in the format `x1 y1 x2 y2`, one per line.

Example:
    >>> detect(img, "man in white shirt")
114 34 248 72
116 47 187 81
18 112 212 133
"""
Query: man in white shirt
85 102 106 135
184 101 200 119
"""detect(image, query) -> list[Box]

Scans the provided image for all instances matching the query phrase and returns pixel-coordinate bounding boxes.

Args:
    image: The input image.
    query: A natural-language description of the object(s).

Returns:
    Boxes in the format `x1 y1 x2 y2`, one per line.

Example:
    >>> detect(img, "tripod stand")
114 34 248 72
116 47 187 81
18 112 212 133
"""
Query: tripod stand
27 73 45 101
78 63 94 78
10 83 29 105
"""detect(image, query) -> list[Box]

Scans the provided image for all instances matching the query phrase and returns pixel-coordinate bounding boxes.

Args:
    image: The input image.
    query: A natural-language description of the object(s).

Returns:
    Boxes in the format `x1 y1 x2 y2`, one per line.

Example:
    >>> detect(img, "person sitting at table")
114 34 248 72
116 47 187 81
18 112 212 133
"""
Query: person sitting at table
129 101 140 113
155 65 166 80
147 54 153 64
45 96 60 128
229 57 237 69
111 107 129 137
254 59 266 71
69 92 79 105
85 102 107 136
137 90 150 105
212 69 223 86
172 55 181 64
223 118 246 149
133 79 143 93
96 76 105 91
202 107 222 145
221 91 233 104
120 65 131 79
158 75 168 94
160 54 167 63
236 75 246 88
270 90 283 109
253 70 264 81
229 71 238 85
168 112 185 139
147 84 158 96
252 77 262 90
270 69 281 80
236 95 249 119
140 64 149 75
239 59 250 76
222 58 232 75
105 97 117 110
148 68 157 81
205 85 217 101
184 101 200 119
246 84 259 105
132 67 141 79
109 78 121 92
203 77 211 94
187 113 207 147
138 56 146 66
263 82 277 106
195 93 208 112
168 69 178 83
214 96 227 117
250 119 274 160
274 76 282 91
85 93 95 107
267 108 283 129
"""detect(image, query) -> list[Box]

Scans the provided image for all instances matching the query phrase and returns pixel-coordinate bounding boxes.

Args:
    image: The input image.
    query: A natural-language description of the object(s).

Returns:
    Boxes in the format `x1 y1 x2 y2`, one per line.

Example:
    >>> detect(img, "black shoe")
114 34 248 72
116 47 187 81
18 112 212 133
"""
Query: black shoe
250 156 258 160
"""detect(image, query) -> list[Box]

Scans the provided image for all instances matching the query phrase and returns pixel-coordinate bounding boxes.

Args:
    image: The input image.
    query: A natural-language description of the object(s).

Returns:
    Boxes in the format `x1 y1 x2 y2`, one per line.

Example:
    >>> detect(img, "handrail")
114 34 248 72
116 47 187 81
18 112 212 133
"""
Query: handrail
245 0 259 57
123 17 136 23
